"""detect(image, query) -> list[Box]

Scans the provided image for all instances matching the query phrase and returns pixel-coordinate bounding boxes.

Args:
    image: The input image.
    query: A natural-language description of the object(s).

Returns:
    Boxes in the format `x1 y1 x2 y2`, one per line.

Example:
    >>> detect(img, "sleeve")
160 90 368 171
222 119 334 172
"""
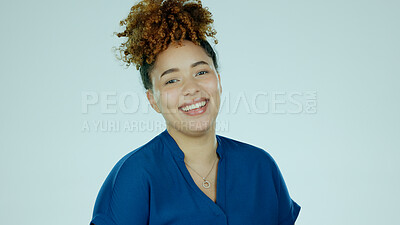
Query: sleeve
270 156 301 225
90 157 150 225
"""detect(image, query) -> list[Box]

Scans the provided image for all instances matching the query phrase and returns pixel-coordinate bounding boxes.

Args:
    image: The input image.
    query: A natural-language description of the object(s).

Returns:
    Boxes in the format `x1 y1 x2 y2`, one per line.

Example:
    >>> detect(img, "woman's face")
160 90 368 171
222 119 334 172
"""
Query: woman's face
146 40 222 136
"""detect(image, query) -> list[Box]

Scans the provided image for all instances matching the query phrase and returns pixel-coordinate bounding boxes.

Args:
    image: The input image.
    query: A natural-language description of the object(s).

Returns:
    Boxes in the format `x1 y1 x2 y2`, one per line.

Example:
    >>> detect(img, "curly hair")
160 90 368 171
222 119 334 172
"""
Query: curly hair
115 0 218 72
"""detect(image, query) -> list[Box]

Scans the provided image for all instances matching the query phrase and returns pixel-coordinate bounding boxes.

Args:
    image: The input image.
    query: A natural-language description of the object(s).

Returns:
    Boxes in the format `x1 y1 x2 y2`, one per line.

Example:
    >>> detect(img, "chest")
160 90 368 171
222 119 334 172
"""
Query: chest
185 161 219 203
147 155 279 225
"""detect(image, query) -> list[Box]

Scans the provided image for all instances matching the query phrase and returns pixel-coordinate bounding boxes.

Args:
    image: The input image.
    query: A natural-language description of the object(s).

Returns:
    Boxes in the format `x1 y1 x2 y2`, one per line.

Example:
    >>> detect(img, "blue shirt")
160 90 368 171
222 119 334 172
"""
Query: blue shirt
90 129 300 225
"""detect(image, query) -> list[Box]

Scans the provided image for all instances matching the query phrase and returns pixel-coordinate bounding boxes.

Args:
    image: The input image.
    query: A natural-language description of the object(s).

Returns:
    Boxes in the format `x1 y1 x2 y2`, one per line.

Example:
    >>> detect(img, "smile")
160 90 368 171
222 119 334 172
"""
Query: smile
178 98 209 116
181 100 207 112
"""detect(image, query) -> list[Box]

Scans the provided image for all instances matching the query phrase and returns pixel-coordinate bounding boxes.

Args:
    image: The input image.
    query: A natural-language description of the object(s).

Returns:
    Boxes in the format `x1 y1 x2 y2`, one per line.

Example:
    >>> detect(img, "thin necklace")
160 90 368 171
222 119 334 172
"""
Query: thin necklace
184 156 218 189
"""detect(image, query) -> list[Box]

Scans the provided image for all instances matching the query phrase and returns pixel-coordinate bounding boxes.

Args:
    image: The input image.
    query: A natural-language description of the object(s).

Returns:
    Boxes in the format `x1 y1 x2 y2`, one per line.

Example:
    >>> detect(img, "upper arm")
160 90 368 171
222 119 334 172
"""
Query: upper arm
90 159 150 225
268 155 301 225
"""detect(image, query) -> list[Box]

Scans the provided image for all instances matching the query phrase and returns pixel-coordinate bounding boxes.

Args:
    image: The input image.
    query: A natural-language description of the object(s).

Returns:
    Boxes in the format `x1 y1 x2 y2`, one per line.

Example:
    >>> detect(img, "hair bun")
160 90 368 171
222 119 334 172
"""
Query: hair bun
115 0 218 70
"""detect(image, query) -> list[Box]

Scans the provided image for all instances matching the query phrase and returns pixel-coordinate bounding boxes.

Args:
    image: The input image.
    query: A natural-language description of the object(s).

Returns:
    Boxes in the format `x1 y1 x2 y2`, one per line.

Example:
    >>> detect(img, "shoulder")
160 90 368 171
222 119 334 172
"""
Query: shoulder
92 135 161 223
218 135 279 177
217 134 277 166
106 134 163 187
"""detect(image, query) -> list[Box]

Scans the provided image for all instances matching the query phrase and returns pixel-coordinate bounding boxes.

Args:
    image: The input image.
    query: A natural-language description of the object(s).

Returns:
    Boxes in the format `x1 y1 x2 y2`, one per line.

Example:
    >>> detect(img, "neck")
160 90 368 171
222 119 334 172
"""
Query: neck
167 126 219 166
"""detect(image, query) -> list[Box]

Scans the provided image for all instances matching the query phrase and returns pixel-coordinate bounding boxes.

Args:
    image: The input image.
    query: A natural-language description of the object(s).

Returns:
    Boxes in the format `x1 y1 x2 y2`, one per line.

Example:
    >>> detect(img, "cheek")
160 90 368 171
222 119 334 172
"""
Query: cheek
160 90 180 110
202 78 221 107
203 77 221 95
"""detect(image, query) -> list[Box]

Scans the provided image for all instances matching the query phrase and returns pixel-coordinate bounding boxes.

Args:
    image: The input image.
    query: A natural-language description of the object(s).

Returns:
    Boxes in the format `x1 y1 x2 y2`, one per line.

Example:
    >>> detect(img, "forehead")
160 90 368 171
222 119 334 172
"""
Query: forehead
151 40 213 75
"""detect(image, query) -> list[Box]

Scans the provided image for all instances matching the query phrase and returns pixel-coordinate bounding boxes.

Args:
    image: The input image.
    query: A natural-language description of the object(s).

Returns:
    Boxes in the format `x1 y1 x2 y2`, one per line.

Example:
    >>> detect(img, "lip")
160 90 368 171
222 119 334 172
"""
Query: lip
178 97 209 109
178 98 209 116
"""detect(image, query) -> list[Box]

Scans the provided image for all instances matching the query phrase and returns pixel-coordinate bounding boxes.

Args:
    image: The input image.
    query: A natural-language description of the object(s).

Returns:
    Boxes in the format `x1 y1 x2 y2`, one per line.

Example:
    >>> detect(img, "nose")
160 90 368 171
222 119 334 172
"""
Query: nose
182 76 200 96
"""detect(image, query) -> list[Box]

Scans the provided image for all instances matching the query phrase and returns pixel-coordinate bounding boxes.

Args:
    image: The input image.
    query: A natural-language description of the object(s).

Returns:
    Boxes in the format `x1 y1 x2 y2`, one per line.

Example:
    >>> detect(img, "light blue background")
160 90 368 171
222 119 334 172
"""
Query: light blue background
1 0 399 224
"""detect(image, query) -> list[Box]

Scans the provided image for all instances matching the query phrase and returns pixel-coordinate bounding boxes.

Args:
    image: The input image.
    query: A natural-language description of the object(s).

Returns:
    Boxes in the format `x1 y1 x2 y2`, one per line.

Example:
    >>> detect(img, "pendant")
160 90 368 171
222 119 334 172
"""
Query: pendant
202 179 211 189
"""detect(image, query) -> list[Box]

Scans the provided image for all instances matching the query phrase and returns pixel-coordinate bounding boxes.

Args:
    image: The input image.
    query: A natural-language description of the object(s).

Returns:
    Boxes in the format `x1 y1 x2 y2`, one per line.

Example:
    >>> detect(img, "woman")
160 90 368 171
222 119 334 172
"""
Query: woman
90 0 300 224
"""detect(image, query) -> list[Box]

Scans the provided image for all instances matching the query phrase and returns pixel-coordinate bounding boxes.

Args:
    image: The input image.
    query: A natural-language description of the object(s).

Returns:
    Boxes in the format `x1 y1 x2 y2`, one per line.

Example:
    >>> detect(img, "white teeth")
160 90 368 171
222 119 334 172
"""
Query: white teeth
181 101 207 112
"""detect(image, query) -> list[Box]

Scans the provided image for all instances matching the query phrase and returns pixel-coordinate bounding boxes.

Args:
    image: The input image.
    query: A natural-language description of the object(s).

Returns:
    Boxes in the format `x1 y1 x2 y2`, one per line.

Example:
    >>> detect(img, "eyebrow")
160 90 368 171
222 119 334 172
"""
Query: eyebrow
160 61 209 78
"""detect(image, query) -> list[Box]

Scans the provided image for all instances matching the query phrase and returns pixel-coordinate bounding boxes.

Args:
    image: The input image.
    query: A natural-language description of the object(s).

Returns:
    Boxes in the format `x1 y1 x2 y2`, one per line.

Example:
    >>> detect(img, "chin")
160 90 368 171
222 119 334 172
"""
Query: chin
169 120 215 136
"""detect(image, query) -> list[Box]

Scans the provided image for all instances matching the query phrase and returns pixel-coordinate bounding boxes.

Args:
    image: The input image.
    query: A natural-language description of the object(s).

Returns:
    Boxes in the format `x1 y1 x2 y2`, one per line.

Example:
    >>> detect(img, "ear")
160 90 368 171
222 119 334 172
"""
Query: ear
146 89 161 113
217 72 222 94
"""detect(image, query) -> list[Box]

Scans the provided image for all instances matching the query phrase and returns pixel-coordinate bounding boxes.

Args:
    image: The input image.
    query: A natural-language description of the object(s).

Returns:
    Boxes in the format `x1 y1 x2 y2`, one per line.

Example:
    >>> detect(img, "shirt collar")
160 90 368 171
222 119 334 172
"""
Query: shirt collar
159 129 224 161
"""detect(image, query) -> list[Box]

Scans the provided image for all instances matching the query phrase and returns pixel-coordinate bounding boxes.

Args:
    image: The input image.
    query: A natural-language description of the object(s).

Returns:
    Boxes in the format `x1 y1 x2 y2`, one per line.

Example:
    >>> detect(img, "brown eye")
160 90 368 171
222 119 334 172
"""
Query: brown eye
165 79 178 85
196 71 208 76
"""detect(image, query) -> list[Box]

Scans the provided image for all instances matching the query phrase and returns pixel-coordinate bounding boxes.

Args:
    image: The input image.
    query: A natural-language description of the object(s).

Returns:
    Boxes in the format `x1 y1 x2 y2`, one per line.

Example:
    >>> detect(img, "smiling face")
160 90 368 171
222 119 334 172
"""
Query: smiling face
146 40 222 137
